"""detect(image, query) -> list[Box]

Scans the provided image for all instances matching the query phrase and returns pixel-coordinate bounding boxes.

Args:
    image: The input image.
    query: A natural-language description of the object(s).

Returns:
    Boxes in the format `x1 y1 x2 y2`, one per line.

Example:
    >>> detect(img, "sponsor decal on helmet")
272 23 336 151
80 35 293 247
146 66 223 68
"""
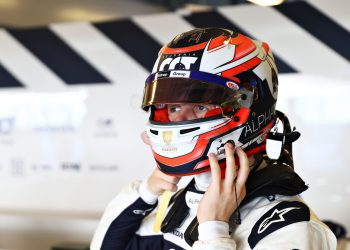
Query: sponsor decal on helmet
156 72 170 79
170 71 190 78
226 81 240 90
244 107 274 137
256 129 269 144
241 127 271 149
162 131 173 145
159 56 198 71
161 147 177 152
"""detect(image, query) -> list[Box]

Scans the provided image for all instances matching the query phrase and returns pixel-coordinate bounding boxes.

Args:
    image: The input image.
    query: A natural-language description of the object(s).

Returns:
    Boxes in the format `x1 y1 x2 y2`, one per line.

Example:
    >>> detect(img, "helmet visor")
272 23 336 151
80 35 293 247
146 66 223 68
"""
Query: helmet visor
142 71 253 111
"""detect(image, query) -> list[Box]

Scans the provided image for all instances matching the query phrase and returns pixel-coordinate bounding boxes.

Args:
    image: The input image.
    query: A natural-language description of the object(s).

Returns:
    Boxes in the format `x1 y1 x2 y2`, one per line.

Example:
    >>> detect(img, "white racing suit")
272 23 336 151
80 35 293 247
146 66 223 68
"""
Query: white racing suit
91 170 336 250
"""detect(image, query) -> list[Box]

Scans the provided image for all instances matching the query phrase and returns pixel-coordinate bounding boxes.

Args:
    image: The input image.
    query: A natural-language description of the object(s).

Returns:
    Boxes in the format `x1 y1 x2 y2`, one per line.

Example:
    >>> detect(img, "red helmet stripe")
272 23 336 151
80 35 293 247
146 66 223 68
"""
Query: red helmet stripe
231 34 256 61
221 57 261 78
152 137 208 166
207 35 230 51
261 42 270 54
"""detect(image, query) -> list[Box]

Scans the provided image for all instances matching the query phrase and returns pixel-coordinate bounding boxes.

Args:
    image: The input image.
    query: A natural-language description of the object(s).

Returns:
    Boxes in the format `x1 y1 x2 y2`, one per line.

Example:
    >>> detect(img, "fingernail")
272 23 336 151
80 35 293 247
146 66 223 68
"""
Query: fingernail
207 152 214 157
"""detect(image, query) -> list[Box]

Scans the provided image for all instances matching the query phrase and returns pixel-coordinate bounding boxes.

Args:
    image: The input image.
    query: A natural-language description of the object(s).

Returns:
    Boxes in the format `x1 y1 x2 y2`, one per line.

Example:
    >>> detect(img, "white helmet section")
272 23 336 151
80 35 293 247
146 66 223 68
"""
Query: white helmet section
200 39 263 75
198 38 236 74
146 117 244 160
253 41 279 100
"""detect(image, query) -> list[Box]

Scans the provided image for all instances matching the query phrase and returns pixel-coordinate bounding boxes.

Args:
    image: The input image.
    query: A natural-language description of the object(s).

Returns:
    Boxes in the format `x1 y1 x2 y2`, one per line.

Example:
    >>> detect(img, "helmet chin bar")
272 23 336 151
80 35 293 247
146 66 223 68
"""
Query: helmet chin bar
267 110 301 169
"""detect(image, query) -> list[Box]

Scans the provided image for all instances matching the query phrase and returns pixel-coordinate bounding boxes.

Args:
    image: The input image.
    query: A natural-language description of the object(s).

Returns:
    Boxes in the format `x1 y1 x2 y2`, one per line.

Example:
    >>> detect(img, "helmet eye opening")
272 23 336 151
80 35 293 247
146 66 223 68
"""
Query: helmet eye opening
150 113 226 126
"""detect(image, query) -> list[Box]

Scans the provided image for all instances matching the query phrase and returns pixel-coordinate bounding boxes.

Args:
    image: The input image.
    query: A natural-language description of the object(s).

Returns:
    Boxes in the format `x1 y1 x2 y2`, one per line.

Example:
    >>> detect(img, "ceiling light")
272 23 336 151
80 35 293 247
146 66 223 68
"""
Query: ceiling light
247 0 285 6
0 0 19 9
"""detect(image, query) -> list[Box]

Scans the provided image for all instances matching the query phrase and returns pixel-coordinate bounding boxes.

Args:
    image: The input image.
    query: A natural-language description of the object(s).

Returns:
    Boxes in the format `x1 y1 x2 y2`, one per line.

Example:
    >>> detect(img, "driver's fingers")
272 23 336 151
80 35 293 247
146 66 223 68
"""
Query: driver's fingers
224 142 236 190
208 153 221 188
235 147 250 188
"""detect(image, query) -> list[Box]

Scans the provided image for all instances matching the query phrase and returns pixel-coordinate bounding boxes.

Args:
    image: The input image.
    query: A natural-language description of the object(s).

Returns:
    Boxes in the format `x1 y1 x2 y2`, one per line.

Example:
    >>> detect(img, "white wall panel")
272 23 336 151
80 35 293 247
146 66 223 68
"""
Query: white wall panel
218 5 350 77
308 0 350 32
0 30 65 91
132 13 194 44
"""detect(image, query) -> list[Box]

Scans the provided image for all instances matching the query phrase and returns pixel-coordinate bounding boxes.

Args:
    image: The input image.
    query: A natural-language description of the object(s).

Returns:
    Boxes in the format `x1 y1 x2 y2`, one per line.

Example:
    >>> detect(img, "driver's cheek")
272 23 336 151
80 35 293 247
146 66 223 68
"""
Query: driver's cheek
194 110 208 119
169 110 197 122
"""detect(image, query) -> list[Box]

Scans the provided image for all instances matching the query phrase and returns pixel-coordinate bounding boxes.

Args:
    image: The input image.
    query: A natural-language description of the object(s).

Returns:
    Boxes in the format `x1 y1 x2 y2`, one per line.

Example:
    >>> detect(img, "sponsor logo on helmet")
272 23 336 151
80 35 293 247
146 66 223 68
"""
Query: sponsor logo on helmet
241 127 271 149
162 131 173 145
216 142 228 156
170 71 190 78
161 147 177 152
256 129 269 144
156 72 169 79
226 81 240 90
244 107 274 137
159 56 198 71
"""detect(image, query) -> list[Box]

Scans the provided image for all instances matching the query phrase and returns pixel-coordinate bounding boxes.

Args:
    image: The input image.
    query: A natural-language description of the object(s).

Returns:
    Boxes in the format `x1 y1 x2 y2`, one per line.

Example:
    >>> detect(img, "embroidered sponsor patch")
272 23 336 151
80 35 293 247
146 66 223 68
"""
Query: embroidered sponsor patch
185 191 203 210
248 201 310 248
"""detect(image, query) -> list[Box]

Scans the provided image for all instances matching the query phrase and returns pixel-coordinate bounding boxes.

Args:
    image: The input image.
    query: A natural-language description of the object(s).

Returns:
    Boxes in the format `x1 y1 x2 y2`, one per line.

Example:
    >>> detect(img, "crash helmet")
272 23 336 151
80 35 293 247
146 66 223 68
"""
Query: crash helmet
142 27 279 176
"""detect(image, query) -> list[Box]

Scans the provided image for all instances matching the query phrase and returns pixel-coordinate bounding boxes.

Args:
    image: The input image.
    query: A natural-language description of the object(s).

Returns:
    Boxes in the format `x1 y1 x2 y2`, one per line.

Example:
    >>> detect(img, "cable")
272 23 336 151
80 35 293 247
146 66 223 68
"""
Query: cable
234 180 241 224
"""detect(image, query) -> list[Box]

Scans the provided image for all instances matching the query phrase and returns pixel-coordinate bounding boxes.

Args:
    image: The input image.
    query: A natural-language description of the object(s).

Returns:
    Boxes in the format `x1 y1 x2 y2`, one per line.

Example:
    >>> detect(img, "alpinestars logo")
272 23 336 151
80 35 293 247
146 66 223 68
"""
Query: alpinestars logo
133 208 153 216
258 207 300 233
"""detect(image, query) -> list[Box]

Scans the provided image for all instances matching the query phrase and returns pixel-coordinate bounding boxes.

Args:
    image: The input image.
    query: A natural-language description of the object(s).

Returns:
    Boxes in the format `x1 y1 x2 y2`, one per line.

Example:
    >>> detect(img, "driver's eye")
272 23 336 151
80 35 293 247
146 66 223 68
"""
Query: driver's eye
168 105 181 113
194 105 209 112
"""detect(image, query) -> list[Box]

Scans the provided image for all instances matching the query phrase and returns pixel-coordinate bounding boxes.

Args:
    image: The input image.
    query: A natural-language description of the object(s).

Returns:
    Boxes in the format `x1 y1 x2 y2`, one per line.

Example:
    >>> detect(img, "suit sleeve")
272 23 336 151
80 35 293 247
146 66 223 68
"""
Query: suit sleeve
192 221 237 250
253 220 337 249
250 201 337 250
90 180 158 250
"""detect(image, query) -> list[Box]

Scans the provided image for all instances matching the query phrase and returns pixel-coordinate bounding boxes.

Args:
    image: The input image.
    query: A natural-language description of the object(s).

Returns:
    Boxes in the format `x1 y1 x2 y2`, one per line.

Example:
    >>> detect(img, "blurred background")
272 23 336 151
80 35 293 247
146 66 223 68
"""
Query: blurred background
0 0 349 249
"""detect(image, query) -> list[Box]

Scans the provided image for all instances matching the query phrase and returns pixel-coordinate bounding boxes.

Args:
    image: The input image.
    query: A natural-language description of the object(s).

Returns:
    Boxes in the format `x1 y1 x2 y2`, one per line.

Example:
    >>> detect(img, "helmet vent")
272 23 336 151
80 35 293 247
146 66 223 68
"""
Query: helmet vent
180 127 200 135
149 129 158 135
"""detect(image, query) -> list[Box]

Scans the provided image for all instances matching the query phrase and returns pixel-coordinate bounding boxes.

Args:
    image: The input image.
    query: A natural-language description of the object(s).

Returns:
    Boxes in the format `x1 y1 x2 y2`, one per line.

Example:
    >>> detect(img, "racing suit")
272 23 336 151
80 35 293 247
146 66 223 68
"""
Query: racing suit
91 161 336 250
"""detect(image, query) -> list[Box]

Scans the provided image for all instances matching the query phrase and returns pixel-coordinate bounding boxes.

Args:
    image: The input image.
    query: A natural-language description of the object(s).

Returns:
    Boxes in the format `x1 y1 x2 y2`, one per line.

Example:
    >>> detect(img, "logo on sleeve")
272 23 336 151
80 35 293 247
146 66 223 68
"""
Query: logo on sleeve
258 207 300 233
133 208 153 216
248 201 310 249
